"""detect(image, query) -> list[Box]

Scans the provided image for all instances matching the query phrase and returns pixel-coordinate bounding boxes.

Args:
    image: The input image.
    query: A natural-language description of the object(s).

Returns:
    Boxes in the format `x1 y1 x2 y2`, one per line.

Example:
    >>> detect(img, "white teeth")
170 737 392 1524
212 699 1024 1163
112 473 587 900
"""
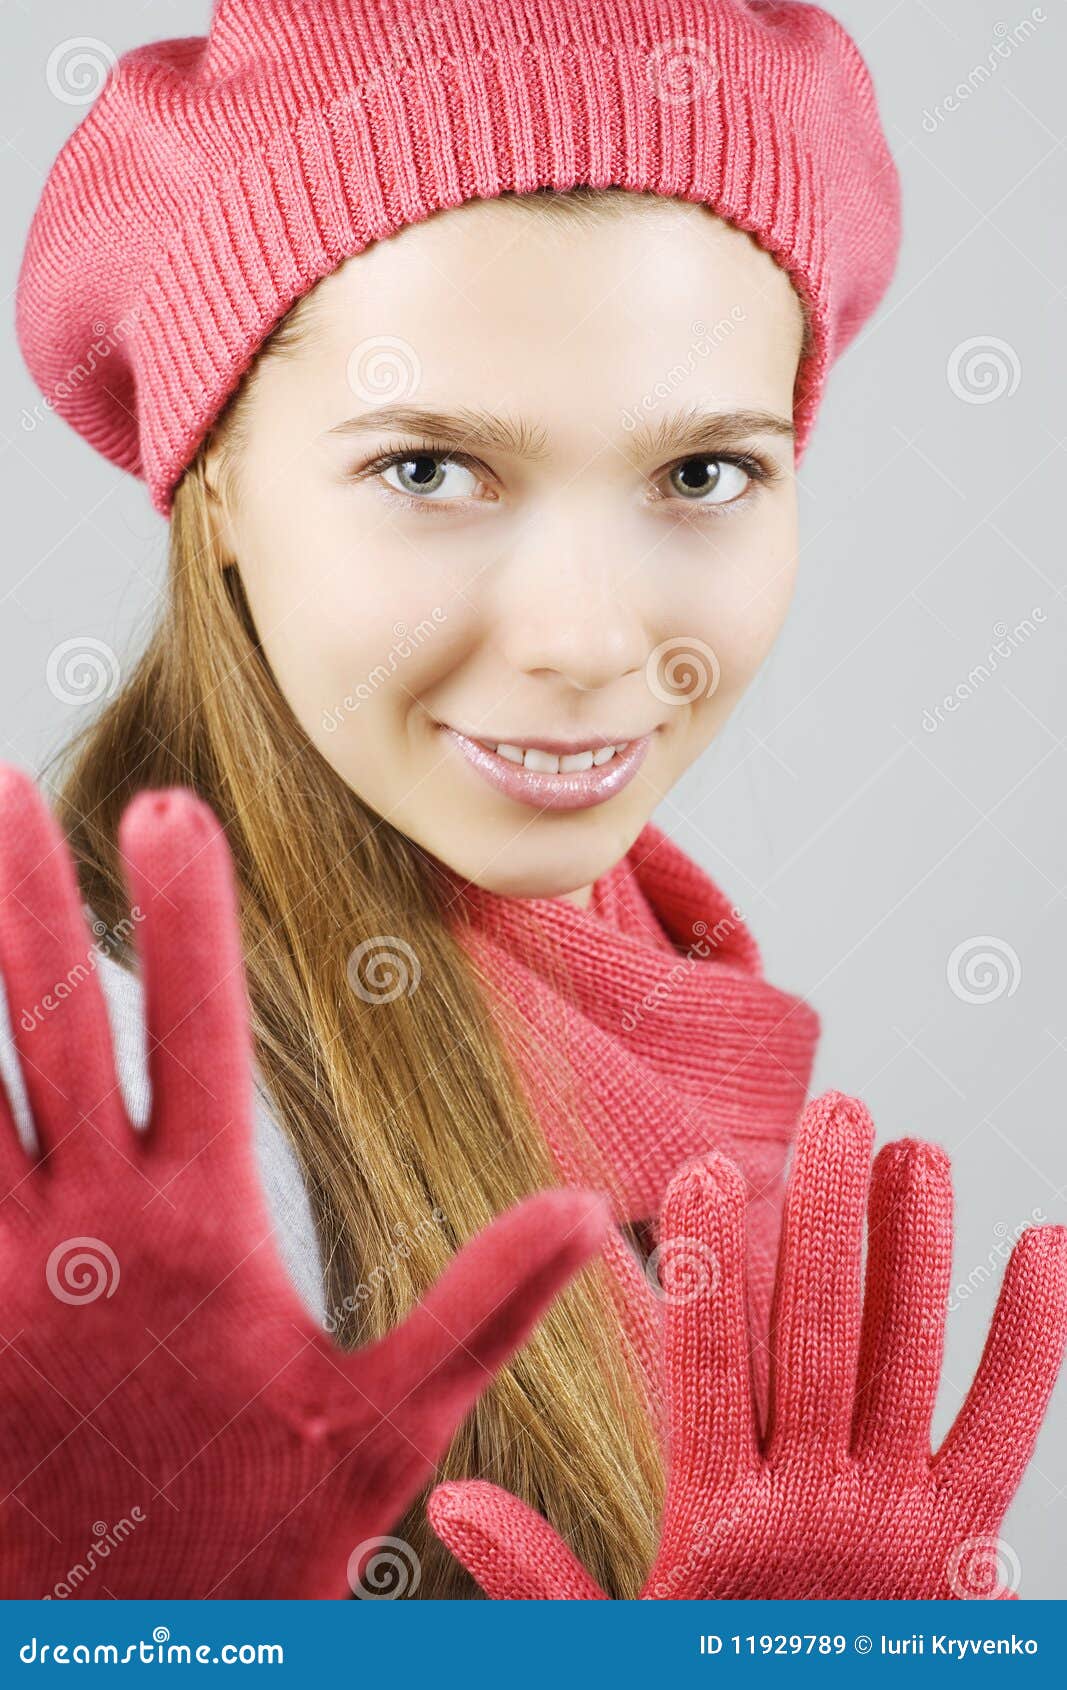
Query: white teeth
523 747 560 774
476 738 631 772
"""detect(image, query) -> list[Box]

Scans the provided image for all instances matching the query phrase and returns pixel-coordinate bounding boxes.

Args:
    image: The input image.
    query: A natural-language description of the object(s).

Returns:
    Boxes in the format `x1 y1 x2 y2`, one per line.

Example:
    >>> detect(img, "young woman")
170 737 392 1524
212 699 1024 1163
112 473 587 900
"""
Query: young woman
5 0 1064 1600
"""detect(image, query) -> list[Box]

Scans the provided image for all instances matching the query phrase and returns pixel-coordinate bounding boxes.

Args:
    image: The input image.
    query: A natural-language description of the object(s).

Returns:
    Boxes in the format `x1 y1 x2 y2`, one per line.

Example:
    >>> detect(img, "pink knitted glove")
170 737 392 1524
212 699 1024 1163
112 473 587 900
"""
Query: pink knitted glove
0 765 611 1598
429 1090 1067 1600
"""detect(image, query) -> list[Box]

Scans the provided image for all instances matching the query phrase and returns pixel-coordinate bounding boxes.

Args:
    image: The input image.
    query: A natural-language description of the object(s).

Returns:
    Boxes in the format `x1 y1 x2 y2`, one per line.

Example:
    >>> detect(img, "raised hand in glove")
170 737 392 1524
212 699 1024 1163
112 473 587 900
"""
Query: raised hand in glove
0 764 610 1599
429 1089 1067 1599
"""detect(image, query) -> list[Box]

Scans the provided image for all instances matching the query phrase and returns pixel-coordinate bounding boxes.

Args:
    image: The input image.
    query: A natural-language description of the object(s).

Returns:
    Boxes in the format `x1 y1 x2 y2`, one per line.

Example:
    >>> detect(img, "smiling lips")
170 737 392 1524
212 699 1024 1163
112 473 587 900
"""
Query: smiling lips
438 725 654 811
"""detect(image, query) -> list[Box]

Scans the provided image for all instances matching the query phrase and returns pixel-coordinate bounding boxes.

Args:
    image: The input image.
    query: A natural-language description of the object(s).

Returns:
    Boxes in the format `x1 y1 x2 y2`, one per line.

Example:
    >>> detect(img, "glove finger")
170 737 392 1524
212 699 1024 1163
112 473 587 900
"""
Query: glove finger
765 1090 875 1464
428 1478 607 1599
933 1224 1067 1511
118 787 255 1177
0 762 130 1174
851 1138 953 1463
657 1150 759 1509
337 1189 611 1529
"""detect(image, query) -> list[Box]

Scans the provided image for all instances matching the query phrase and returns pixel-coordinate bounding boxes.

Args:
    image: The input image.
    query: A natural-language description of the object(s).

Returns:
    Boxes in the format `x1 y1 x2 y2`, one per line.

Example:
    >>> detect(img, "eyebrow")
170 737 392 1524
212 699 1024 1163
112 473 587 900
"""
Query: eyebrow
323 404 552 459
627 406 794 460
321 403 794 460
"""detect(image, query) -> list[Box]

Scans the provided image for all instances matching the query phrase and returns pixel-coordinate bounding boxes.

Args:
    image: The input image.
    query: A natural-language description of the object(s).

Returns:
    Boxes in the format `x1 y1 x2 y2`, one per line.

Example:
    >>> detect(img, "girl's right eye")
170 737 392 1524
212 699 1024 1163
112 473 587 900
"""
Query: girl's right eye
379 454 481 501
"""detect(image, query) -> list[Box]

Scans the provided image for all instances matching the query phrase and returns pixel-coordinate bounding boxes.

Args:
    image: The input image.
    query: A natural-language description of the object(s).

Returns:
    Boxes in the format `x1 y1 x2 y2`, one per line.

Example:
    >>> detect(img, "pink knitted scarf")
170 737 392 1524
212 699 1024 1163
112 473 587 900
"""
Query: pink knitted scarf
438 821 821 1419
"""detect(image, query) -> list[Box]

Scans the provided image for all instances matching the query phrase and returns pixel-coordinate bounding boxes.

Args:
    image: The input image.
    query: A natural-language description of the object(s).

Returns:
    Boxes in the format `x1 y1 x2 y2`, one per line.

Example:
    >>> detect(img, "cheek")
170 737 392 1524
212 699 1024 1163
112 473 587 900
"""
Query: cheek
634 497 797 782
659 506 798 703
236 509 460 740
719 546 799 678
252 585 482 799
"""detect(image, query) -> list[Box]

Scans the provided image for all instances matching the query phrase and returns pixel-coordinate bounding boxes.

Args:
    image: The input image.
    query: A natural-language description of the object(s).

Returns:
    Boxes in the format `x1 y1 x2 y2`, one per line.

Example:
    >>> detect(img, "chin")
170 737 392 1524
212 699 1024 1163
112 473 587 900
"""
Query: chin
447 813 647 901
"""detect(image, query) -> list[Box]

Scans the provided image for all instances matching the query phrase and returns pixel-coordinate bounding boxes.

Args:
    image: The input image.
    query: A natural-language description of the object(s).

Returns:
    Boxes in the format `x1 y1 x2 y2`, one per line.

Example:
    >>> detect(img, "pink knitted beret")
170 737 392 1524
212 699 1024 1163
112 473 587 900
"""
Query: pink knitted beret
16 0 900 517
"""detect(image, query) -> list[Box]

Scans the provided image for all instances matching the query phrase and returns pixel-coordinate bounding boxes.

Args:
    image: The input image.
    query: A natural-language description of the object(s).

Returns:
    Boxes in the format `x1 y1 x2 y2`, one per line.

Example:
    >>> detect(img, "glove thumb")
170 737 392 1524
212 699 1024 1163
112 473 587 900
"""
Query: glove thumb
427 1478 607 1599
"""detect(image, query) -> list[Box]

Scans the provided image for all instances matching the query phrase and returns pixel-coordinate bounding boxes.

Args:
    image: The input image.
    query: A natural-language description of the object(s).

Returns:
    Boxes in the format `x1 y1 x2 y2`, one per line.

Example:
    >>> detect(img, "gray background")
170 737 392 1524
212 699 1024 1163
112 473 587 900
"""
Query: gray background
3 2 1065 1595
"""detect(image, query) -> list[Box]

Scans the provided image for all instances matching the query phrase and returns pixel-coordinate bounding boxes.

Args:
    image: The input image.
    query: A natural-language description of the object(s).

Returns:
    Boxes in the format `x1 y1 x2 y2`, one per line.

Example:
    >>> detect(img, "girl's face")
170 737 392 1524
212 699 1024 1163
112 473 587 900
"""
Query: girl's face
210 194 805 903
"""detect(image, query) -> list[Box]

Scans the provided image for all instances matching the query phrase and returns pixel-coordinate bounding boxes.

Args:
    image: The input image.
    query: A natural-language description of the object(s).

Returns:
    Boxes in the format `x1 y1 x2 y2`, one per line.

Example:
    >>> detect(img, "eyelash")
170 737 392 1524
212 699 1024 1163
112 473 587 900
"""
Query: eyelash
351 437 779 515
355 437 493 513
649 451 777 514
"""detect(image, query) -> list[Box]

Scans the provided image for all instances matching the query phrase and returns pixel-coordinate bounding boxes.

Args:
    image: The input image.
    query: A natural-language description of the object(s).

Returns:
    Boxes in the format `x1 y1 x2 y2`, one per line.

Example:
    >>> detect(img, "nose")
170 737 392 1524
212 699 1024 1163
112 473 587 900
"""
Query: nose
490 508 650 692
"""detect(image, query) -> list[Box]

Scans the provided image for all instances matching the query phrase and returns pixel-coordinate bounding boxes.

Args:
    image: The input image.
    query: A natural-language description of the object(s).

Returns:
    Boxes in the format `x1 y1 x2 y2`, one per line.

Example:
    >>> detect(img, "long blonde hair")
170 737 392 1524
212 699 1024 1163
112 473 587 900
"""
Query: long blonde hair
45 187 704 1600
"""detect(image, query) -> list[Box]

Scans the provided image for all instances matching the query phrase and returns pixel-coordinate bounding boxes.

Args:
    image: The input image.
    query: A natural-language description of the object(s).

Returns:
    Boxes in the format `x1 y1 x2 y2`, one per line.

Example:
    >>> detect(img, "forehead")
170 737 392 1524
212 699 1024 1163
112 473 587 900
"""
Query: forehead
257 193 805 431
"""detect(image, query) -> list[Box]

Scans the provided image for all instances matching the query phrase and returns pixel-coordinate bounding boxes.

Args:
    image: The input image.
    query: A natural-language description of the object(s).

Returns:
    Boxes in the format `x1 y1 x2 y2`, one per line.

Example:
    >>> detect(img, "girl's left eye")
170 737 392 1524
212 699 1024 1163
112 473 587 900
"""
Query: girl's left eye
662 455 757 506
379 454 481 501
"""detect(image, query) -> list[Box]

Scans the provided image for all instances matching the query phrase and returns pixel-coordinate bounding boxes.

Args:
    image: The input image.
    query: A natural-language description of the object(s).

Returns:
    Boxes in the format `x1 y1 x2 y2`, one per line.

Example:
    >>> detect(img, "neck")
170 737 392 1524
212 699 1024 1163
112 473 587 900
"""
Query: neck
555 882 593 910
